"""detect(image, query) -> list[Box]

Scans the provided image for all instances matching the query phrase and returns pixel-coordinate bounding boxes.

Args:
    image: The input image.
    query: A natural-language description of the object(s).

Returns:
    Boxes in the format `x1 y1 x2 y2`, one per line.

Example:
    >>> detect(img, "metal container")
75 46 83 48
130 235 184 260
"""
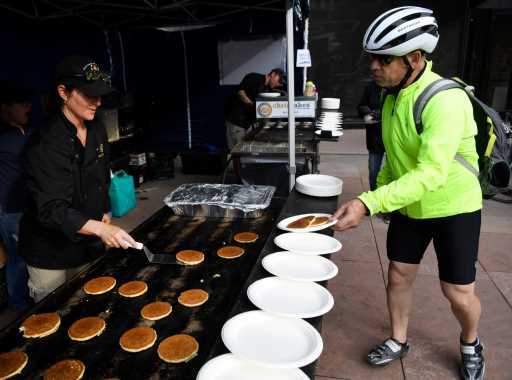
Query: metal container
164 184 276 218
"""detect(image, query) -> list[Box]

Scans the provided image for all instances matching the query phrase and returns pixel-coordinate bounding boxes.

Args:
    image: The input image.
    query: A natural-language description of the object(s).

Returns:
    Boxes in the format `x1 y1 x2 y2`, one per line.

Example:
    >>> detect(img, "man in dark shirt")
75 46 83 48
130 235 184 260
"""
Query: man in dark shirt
0 81 33 309
358 81 385 191
225 68 285 148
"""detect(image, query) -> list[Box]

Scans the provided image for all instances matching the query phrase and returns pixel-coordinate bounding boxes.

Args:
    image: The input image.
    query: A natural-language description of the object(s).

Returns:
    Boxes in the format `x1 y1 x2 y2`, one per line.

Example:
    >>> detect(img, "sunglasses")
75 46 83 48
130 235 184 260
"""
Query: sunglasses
369 54 397 65
74 62 111 83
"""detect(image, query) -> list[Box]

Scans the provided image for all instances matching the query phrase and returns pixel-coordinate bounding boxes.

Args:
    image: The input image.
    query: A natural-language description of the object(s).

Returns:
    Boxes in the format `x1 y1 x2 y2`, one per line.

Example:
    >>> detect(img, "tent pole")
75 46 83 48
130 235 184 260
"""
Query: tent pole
181 31 192 149
286 3 296 192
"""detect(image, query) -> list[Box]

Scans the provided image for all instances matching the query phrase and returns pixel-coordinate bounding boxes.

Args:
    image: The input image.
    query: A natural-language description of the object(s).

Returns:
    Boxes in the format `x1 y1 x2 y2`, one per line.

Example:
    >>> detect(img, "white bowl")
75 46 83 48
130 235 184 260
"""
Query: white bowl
295 174 343 197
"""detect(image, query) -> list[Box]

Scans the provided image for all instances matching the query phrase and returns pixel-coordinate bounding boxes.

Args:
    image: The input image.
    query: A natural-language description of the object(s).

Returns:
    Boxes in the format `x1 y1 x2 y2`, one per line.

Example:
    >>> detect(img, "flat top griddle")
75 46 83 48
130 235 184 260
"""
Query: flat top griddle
0 197 284 380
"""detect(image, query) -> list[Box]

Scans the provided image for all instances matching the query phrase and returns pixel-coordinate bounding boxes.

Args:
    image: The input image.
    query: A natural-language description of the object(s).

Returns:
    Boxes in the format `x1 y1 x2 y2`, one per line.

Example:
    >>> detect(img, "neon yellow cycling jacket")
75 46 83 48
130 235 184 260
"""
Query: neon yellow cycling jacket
358 61 482 218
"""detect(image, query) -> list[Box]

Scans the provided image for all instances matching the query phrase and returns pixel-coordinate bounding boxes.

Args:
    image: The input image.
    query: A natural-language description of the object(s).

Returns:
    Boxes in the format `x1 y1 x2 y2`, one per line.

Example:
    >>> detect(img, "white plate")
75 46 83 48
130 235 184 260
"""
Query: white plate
316 125 342 130
295 174 343 197
277 213 336 232
221 310 323 368
247 277 334 318
274 232 342 255
260 92 280 98
315 130 343 137
196 354 309 380
262 251 339 281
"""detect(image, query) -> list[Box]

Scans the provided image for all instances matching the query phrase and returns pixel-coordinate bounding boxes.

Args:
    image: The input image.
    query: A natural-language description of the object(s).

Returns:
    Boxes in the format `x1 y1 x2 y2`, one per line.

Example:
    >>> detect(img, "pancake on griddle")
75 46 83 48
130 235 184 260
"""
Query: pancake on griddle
178 289 209 307
0 351 28 380
233 232 259 243
20 312 60 338
310 216 330 226
83 276 116 295
68 317 106 341
217 246 245 259
176 250 204 265
157 334 199 363
119 326 157 352
43 359 85 380
141 301 172 321
118 280 148 298
286 215 315 229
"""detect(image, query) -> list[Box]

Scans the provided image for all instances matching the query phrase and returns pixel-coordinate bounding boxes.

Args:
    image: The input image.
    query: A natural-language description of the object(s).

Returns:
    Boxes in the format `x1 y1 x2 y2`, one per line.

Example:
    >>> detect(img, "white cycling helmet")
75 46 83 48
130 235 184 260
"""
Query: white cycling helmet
363 6 439 56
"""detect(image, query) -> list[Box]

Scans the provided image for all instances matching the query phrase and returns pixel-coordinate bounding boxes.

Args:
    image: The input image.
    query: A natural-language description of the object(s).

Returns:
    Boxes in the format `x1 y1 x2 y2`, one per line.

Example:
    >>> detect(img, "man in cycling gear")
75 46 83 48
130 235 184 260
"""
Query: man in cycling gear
332 6 485 380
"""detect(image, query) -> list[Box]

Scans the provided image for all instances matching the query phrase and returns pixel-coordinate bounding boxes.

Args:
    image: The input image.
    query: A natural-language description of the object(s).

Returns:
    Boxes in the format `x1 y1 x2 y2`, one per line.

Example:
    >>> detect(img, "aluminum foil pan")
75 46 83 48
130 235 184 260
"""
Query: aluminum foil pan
164 184 276 218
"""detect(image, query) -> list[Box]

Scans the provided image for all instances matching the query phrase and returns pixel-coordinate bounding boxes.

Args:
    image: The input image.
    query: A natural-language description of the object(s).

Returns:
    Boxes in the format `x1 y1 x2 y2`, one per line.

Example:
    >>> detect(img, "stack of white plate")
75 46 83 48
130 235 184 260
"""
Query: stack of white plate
317 112 343 128
295 174 343 197
321 97 340 110
316 110 343 138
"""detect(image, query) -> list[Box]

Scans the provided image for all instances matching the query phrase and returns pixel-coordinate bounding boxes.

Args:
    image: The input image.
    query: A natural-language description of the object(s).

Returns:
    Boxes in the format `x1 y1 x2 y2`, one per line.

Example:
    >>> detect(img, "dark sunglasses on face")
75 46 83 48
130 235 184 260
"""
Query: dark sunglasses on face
369 54 397 65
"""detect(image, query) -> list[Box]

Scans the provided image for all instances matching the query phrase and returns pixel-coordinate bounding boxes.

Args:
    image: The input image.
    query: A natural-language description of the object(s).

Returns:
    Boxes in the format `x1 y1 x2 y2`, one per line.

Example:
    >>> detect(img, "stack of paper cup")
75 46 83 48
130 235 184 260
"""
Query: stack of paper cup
321 98 340 110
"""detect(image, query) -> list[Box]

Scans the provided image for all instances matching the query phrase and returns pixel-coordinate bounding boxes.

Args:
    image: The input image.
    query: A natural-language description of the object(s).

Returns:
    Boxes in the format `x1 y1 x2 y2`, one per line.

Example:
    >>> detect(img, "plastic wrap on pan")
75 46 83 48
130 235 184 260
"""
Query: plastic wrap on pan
164 183 276 218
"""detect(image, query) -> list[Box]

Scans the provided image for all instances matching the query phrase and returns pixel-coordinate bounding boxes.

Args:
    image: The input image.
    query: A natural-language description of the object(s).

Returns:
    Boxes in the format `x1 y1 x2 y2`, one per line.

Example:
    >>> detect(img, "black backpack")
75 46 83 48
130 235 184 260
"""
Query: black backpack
413 78 512 197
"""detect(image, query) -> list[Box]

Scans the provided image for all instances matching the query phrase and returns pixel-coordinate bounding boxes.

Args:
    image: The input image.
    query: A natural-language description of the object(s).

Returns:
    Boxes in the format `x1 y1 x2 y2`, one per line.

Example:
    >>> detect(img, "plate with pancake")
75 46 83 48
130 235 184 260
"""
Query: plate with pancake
277 213 336 232
197 353 309 380
221 310 323 368
274 232 342 255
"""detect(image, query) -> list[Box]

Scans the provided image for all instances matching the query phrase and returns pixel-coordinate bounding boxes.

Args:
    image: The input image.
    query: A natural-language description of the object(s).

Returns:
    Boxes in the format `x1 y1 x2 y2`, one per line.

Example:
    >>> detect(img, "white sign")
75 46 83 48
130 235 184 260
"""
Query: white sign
296 49 312 67
255 99 316 119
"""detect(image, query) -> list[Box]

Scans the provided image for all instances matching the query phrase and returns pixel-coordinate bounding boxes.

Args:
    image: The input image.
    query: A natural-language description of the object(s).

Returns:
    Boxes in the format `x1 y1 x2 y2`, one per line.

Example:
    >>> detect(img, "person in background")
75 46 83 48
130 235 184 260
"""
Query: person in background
18 56 137 303
358 81 385 191
224 68 285 148
332 7 485 380
0 81 33 310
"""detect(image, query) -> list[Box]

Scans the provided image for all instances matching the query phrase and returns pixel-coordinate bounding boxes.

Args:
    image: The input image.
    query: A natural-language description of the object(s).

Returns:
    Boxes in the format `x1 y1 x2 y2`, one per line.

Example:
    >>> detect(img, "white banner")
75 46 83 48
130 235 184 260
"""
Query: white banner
256 99 316 118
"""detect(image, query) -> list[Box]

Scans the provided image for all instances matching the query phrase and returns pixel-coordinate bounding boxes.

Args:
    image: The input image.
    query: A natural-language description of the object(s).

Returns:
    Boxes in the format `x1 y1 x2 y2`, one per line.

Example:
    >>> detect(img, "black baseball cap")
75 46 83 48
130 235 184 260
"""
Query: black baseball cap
55 55 115 97
0 81 33 105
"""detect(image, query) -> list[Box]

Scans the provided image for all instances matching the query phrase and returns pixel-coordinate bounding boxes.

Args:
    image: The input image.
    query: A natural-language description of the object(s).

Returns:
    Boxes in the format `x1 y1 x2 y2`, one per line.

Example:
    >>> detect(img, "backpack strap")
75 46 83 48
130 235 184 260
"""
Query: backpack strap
413 78 480 178
454 155 479 177
413 79 463 134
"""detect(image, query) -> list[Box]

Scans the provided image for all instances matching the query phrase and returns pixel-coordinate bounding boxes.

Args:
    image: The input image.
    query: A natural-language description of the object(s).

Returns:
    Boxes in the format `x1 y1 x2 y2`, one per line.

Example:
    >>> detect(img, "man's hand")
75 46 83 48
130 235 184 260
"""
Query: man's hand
238 89 253 105
331 199 368 231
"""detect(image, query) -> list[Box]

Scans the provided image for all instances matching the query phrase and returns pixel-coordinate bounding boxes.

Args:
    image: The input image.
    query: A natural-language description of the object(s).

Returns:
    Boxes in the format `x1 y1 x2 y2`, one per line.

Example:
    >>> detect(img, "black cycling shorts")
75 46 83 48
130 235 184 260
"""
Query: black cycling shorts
386 210 481 285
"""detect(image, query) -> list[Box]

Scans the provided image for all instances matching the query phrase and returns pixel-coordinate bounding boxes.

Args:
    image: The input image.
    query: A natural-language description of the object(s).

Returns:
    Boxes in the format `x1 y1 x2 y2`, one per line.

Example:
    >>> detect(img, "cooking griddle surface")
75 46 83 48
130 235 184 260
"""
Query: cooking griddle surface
0 200 283 380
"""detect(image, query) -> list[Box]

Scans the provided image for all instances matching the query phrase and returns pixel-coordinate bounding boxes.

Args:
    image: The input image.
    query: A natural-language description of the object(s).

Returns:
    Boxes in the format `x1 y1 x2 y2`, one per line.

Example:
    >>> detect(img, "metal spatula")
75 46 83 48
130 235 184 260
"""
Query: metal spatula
131 241 182 265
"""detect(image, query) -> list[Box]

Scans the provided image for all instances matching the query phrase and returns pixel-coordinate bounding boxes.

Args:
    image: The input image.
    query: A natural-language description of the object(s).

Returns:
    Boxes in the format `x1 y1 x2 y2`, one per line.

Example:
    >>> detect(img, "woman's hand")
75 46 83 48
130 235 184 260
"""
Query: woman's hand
101 213 111 224
80 220 136 249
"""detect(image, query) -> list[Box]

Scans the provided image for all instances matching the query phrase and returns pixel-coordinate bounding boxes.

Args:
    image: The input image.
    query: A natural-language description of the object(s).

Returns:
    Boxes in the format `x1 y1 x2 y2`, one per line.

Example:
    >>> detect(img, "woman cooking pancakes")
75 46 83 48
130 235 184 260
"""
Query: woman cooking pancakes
19 55 137 302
